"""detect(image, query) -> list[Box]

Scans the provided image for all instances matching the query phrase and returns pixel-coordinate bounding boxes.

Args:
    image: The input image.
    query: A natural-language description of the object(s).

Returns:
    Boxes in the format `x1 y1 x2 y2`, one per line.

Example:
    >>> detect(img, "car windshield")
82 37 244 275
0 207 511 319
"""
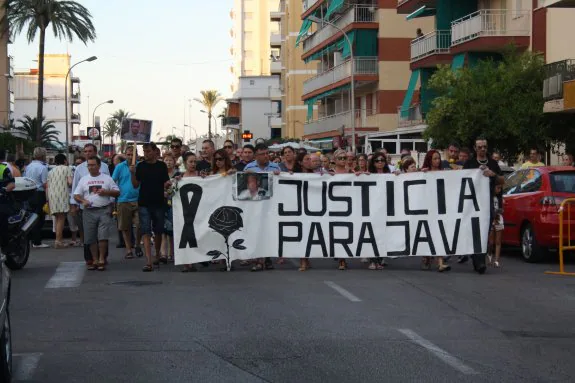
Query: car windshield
549 171 575 193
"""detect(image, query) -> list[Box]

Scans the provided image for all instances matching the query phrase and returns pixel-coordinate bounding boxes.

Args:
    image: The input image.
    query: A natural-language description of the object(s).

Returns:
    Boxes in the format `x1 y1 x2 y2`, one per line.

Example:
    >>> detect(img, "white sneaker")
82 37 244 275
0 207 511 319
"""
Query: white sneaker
33 244 50 249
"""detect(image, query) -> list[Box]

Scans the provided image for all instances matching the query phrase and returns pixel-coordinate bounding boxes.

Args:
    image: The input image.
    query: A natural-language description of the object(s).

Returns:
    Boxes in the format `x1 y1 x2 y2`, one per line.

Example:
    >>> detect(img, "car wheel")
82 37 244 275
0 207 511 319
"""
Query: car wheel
521 223 547 263
0 310 12 382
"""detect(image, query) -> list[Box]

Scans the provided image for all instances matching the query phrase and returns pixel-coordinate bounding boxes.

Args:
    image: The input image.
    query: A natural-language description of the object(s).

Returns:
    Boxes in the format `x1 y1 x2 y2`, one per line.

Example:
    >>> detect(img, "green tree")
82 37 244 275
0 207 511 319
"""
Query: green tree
102 118 121 152
13 115 62 149
194 90 224 140
2 0 96 145
423 51 552 161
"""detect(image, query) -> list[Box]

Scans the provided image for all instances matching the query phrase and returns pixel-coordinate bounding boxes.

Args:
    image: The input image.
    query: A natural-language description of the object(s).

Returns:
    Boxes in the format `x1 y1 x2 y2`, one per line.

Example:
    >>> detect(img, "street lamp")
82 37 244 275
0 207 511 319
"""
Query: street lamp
307 15 356 153
92 99 114 127
64 55 97 150
92 100 114 143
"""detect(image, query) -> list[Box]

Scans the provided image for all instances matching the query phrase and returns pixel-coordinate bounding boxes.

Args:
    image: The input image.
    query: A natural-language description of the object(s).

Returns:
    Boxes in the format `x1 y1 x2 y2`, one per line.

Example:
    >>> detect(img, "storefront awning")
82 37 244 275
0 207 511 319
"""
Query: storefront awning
451 53 466 70
325 0 344 21
295 19 312 47
406 6 436 21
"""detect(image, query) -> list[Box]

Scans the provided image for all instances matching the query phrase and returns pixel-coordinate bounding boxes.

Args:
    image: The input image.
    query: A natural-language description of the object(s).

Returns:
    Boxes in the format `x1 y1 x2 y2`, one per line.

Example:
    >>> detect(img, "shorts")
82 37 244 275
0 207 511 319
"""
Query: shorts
139 205 165 236
82 207 113 245
117 202 139 231
492 215 504 232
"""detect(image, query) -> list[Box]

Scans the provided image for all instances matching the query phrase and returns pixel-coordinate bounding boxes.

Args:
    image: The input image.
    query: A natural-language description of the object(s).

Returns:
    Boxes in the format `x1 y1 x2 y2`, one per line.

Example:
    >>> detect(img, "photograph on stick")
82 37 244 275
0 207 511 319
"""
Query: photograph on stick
121 118 153 142
234 172 272 201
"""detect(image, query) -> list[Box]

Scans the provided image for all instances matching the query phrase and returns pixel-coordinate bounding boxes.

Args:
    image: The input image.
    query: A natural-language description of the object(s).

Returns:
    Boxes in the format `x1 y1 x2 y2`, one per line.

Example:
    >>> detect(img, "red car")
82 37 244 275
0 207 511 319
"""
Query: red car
502 166 575 262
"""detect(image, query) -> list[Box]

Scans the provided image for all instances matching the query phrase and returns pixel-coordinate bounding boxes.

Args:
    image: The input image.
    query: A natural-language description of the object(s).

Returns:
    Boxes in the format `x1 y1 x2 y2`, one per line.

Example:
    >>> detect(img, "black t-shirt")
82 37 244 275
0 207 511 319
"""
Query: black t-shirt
235 161 248 171
463 157 502 195
196 160 211 173
135 161 169 207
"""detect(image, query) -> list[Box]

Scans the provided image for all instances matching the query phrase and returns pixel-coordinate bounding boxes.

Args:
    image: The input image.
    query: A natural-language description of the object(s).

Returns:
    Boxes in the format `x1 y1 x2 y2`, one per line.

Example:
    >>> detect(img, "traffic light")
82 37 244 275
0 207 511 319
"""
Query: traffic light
242 131 253 142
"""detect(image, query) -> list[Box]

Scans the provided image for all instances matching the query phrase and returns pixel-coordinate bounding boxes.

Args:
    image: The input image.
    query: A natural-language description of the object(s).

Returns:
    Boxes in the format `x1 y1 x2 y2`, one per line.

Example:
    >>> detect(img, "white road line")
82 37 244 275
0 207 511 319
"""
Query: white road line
13 352 42 381
324 281 362 302
45 262 86 289
398 329 479 375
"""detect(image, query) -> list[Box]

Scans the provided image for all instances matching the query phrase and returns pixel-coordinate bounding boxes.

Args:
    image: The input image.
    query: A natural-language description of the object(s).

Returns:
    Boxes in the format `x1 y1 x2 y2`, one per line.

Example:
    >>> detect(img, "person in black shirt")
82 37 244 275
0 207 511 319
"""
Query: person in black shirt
463 138 504 274
197 139 215 174
235 144 255 171
130 143 170 272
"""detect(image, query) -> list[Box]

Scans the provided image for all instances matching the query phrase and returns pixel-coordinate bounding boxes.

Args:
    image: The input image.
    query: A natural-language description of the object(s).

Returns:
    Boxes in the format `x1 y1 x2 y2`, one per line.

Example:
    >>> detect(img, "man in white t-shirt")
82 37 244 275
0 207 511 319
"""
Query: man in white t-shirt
74 156 119 270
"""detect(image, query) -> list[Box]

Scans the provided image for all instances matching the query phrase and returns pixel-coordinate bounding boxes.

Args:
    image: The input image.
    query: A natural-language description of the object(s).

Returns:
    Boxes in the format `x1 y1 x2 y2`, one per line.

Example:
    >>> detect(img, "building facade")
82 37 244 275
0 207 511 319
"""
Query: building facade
230 0 280 93
0 5 14 132
298 0 433 152
13 54 82 147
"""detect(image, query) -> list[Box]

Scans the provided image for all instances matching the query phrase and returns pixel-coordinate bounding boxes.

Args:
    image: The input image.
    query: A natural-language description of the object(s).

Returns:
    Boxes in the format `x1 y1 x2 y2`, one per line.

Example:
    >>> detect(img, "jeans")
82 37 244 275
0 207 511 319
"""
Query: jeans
139 205 166 236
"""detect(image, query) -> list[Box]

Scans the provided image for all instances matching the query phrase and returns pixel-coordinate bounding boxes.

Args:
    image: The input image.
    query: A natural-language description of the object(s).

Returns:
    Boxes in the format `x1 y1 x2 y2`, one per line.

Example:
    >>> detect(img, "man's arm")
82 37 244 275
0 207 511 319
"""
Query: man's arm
130 163 140 188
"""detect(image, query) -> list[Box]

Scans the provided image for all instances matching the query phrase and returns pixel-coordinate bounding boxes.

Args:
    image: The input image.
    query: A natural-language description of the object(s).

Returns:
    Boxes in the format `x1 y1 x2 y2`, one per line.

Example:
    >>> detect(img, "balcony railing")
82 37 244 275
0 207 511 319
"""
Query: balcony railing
397 104 424 128
304 109 372 136
302 6 377 54
270 33 282 46
271 60 282 73
71 93 80 103
543 59 575 101
303 57 378 95
451 9 531 46
411 30 451 62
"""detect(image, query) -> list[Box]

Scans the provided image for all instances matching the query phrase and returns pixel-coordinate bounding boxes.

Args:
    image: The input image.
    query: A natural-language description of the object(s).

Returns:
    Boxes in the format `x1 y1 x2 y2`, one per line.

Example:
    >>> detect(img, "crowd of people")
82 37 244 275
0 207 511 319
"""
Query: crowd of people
2 137 574 275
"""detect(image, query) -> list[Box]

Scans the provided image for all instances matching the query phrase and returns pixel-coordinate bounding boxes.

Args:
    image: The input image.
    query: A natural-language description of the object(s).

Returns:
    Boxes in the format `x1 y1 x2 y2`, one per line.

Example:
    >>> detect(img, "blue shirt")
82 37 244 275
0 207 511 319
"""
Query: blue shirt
243 160 281 173
24 160 48 191
112 160 139 203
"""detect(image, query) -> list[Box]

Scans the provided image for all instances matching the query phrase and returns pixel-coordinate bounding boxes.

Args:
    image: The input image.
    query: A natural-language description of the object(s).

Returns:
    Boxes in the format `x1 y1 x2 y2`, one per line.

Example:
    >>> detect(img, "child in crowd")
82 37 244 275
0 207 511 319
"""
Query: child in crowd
489 184 504 267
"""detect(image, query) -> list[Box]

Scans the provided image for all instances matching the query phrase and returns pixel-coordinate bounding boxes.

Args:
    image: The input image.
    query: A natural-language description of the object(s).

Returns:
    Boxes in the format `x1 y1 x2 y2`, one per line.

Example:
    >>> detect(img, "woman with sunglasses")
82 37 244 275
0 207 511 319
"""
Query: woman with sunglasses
211 149 236 176
421 150 451 272
179 152 201 272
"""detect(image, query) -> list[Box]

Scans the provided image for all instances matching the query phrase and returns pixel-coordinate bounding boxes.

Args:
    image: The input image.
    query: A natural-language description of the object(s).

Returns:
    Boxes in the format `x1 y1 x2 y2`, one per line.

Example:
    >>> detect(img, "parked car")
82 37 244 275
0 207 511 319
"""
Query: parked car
0 253 12 381
502 166 575 262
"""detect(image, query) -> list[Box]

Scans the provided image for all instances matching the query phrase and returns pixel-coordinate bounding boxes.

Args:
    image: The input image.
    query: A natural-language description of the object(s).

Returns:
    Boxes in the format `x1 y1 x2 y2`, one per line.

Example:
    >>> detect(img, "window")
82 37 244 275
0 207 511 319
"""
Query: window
249 79 255 85
518 169 542 193
549 171 575 193
503 170 526 195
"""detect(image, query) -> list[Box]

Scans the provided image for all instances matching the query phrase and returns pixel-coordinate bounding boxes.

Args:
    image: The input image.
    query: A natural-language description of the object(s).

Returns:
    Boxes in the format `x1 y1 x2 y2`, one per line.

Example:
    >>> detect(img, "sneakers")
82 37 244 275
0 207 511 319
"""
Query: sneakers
32 243 49 249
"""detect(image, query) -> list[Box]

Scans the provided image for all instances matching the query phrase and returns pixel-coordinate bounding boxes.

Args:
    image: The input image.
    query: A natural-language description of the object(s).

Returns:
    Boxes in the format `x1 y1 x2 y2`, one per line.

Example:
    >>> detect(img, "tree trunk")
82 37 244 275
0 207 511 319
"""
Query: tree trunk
208 112 212 140
36 27 46 146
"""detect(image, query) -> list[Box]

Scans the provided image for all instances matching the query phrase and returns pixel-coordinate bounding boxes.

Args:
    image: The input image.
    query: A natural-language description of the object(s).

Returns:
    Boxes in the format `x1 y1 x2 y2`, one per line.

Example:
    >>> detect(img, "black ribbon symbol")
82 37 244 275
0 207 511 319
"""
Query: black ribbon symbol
178 183 203 249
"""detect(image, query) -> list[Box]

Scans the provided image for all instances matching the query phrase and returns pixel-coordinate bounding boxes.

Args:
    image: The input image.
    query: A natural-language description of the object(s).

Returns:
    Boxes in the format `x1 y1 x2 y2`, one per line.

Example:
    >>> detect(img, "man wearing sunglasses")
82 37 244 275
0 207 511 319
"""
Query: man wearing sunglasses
463 138 504 274
170 138 184 171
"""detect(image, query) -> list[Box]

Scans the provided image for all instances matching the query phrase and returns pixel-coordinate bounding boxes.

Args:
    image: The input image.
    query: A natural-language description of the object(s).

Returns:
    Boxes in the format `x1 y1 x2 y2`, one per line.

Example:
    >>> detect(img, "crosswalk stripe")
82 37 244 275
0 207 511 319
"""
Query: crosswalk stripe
45 262 86 289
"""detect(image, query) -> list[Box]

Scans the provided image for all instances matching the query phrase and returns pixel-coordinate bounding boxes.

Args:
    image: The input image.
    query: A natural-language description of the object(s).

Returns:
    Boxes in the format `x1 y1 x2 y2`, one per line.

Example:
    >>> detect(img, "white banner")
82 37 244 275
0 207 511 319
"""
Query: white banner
173 170 491 268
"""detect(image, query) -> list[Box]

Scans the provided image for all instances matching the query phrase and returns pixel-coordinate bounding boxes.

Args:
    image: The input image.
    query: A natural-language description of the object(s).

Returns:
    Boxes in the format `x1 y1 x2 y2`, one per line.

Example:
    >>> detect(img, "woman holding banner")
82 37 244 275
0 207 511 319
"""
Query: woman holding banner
295 152 318 271
179 152 201 272
421 150 451 272
330 149 354 270
210 149 236 177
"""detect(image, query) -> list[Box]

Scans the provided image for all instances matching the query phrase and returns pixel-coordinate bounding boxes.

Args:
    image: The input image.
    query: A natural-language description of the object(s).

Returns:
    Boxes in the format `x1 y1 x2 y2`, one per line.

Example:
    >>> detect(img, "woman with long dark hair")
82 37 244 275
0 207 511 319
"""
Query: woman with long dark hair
421 150 450 272
368 152 391 174
279 146 300 173
211 149 235 176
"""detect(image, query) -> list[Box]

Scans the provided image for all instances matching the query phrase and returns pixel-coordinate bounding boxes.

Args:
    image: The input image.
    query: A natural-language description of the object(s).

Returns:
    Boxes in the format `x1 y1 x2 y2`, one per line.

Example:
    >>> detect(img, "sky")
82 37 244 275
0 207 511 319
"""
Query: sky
10 0 233 143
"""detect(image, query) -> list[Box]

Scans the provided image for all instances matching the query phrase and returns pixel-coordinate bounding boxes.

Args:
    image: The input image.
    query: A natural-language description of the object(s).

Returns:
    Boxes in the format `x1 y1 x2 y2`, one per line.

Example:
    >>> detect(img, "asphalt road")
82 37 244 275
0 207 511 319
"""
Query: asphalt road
8 241 575 382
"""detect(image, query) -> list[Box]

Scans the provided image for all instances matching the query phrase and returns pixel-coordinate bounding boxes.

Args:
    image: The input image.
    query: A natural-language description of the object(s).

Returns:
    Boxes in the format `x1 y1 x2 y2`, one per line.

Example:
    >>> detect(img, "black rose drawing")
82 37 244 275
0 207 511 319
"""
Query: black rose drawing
207 206 246 270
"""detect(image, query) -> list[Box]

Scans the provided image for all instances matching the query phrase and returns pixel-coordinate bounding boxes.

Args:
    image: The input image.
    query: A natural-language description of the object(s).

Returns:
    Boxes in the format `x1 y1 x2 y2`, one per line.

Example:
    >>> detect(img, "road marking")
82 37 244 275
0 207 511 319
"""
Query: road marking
398 329 479 375
324 281 362 302
45 262 86 289
13 353 42 381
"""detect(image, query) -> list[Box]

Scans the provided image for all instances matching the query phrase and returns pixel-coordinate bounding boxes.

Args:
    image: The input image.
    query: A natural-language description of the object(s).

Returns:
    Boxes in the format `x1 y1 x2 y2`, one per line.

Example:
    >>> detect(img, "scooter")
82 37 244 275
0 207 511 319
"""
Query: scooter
1 177 39 270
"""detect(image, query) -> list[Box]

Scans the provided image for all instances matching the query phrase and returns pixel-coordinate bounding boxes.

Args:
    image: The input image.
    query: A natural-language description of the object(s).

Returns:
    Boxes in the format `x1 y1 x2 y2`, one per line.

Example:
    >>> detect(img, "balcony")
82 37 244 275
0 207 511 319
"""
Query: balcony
70 92 80 103
543 59 575 101
304 109 372 136
410 30 452 68
397 103 425 128
539 0 575 7
303 0 322 12
7 56 14 78
451 9 531 53
270 11 284 21
70 113 81 124
397 0 437 15
270 33 282 47
302 5 377 55
271 60 282 74
303 57 378 97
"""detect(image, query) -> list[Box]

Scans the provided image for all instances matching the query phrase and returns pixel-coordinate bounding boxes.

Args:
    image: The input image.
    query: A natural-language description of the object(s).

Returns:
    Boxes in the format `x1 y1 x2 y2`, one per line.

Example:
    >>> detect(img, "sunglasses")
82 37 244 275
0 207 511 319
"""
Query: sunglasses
170 145 181 149
214 157 225 161
374 158 386 163
224 145 233 149
336 156 347 161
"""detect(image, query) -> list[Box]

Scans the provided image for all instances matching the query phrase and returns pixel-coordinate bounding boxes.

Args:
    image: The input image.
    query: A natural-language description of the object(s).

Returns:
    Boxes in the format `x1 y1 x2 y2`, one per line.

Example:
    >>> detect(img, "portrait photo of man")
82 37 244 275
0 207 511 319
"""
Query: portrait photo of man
236 173 271 201
121 119 151 142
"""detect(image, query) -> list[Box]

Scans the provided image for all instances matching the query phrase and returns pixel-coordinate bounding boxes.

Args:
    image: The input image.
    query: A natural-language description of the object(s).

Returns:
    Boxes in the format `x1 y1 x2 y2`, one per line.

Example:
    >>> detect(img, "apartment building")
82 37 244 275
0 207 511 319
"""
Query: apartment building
271 0 317 139
0 5 14 132
230 0 280 93
298 0 433 152
14 54 82 146
397 0 575 135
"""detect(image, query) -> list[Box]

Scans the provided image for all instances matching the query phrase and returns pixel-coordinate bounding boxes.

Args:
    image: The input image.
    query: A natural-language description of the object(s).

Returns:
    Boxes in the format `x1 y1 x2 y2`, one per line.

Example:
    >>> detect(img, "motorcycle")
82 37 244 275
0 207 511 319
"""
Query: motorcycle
1 177 39 270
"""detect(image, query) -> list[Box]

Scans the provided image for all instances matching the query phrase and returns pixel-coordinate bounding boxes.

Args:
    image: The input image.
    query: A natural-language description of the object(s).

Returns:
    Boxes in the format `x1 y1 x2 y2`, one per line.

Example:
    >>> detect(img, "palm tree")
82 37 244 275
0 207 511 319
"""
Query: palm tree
102 119 121 153
13 115 62 149
194 90 224 140
2 0 96 145
110 109 133 141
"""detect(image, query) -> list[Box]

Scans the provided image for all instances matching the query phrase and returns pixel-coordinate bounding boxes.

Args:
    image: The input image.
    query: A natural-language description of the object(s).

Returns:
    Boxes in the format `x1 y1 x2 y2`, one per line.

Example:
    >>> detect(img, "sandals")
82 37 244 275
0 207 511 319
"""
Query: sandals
134 247 144 258
97 263 106 271
438 264 451 272
159 257 168 265
53 241 68 249
251 263 264 272
142 264 153 272
87 264 97 271
124 252 135 260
